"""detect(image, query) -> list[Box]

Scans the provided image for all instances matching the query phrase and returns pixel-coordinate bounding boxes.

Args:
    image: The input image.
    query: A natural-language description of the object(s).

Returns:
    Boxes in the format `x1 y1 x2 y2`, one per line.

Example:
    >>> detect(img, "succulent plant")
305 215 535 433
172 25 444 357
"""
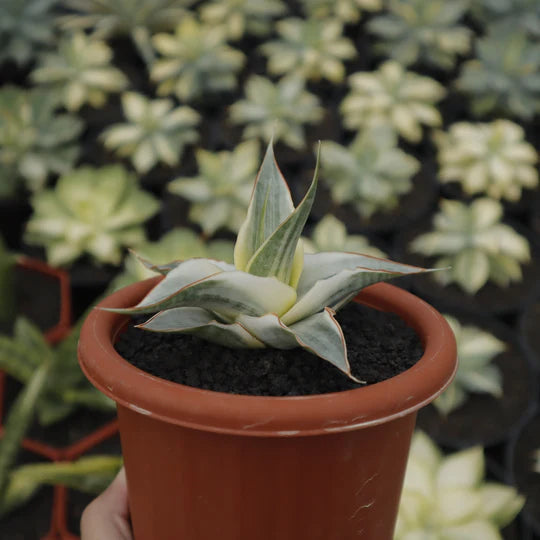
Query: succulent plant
151 15 245 102
471 0 540 39
396 431 525 539
200 0 287 40
25 165 160 267
341 61 445 143
0 0 57 66
168 140 260 235
109 142 432 382
102 92 200 174
368 0 473 70
299 0 382 22
434 316 505 415
0 87 83 196
259 18 356 83
302 215 387 257
230 75 324 150
110 228 234 291
59 0 196 65
0 317 115 428
434 120 538 202
457 30 540 120
1 455 122 517
319 126 420 218
410 198 531 294
31 32 128 112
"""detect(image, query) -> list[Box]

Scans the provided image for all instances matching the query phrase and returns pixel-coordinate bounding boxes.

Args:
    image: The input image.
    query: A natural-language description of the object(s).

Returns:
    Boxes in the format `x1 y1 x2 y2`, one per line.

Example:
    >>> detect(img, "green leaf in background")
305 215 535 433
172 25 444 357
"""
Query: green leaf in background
1 456 122 517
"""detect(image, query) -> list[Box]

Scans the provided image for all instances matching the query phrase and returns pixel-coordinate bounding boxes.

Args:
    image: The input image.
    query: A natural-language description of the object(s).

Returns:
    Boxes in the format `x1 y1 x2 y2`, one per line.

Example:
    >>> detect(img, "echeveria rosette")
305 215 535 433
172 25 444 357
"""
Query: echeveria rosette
434 316 505 416
396 431 525 539
109 143 433 382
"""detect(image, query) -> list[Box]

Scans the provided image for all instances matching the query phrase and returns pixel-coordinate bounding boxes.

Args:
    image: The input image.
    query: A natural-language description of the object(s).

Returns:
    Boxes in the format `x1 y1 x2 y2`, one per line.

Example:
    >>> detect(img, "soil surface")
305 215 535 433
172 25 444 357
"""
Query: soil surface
115 301 423 396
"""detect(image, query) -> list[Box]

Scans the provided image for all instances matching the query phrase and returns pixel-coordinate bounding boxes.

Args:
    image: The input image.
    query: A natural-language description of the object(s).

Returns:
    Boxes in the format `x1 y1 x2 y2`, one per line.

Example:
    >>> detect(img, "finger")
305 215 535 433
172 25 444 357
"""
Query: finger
81 467 133 540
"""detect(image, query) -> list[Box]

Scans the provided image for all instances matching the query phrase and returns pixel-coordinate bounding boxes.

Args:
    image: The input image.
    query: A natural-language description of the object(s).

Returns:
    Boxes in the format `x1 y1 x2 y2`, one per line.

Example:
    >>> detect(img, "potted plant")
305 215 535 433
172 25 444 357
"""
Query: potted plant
78 143 457 540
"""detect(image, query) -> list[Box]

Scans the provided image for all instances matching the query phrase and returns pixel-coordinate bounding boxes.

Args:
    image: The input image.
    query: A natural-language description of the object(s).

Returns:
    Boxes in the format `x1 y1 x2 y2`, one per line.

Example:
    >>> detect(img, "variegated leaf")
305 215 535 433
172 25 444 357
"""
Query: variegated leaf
246 146 320 285
234 141 296 271
112 270 297 319
296 252 430 297
282 265 428 325
139 307 264 348
289 308 362 382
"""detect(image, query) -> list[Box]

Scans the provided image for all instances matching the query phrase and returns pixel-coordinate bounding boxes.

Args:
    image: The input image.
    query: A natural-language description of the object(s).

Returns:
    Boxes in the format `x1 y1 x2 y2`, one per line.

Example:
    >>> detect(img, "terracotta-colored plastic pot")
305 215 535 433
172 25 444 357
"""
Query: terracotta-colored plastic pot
78 278 457 540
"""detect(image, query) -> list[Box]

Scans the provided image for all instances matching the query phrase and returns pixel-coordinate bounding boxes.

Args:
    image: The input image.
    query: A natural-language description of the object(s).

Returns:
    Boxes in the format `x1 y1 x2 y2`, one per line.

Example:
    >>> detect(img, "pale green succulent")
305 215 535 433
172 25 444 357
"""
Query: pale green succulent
31 32 128 112
168 140 260 235
230 75 324 150
1 455 122 517
259 18 356 83
341 61 446 143
110 228 234 292
102 92 200 174
200 0 287 40
59 0 196 65
434 316 505 415
0 87 83 196
0 0 57 66
109 142 432 382
434 120 538 202
25 165 160 267
319 126 420 218
410 198 531 294
368 0 473 70
151 15 245 102
395 431 525 539
300 0 382 22
471 0 540 39
457 30 540 120
302 215 387 258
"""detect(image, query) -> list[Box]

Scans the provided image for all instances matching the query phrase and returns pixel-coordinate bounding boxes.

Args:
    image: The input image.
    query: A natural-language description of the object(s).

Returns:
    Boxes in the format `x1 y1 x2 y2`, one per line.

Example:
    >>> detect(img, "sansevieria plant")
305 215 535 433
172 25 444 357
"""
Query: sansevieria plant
109 143 433 381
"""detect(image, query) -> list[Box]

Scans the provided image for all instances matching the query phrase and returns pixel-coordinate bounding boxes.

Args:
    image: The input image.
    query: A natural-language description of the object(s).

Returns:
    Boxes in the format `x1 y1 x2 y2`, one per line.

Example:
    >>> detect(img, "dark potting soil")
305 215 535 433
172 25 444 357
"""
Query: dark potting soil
114 302 423 396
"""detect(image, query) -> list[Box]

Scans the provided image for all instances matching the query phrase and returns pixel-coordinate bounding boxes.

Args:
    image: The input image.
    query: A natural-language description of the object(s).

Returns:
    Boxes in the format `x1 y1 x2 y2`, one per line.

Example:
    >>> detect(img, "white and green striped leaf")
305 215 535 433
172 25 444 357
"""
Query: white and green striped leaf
296 252 430 297
245 146 320 286
289 308 361 382
282 264 427 326
114 270 297 319
234 141 296 271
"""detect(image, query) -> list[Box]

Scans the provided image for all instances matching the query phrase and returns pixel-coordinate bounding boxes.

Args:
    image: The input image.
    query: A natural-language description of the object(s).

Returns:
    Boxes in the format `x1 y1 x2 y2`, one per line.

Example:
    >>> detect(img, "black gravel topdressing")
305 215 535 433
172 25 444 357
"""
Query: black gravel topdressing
114 302 423 396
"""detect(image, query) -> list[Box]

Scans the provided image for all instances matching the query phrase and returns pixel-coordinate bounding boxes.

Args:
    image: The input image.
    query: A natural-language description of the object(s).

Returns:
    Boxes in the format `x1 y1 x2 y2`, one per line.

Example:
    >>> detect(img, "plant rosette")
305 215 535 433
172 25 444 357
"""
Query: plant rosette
416 309 537 449
394 216 540 316
78 144 456 539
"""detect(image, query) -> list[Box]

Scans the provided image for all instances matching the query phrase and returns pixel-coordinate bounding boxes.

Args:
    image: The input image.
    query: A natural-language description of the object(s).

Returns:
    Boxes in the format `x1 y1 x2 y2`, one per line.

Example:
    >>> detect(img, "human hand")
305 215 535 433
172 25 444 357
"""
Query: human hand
81 467 133 540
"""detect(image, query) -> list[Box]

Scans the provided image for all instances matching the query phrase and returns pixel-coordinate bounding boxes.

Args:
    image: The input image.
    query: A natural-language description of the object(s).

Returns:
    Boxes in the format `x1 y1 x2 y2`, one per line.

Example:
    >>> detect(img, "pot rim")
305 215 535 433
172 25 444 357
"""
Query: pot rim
78 279 457 437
